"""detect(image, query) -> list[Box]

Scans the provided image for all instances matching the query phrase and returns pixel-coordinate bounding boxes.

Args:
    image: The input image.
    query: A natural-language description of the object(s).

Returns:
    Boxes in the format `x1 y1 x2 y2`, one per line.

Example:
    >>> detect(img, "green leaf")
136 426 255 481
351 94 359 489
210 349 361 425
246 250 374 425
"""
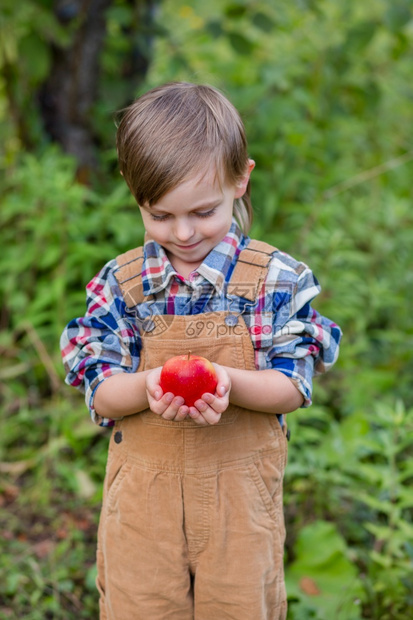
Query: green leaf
384 2 412 32
252 11 275 33
286 521 364 619
344 21 378 53
224 4 247 18
205 19 223 38
19 33 51 83
227 31 255 55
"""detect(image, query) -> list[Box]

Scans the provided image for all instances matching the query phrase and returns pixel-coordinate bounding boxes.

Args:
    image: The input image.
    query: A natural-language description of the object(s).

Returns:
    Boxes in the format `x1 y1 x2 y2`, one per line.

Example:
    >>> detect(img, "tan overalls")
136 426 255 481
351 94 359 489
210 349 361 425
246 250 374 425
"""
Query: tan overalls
96 241 288 620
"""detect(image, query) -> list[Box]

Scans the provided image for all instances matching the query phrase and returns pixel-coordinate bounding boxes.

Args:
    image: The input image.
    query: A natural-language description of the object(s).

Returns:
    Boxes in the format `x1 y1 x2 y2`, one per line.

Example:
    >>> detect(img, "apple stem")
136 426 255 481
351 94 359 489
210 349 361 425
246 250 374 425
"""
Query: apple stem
187 351 191 360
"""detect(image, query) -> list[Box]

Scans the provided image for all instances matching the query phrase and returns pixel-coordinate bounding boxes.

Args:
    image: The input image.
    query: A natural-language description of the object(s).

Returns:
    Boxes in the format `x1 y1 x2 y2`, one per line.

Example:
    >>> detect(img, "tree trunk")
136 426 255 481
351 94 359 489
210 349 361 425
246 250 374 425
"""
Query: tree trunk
39 0 157 181
39 0 111 178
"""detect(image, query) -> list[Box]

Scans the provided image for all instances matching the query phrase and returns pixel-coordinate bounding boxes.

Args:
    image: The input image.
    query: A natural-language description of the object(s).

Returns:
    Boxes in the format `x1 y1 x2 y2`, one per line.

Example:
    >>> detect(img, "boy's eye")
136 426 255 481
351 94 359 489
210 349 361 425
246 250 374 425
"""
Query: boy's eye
150 208 216 221
196 208 216 218
150 213 170 221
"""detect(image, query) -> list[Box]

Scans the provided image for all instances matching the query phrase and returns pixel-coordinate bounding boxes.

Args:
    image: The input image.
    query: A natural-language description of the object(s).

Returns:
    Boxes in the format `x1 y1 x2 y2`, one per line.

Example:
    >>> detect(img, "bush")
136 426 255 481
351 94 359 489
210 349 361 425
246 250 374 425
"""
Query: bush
1 0 413 617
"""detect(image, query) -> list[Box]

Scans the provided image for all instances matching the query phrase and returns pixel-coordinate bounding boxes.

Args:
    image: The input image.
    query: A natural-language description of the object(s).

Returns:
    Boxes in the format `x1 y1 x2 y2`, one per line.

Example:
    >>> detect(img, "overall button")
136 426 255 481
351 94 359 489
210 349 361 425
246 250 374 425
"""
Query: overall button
114 431 123 444
225 314 239 327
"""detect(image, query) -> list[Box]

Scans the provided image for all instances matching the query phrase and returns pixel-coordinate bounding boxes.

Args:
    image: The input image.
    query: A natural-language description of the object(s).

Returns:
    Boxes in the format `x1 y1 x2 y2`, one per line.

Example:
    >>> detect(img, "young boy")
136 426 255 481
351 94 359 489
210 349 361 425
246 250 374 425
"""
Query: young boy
61 82 341 619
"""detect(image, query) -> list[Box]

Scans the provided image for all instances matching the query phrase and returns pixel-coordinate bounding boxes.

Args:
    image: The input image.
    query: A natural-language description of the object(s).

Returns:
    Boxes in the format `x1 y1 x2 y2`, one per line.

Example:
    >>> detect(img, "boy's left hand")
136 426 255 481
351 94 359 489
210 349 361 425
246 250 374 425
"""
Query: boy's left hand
188 363 231 426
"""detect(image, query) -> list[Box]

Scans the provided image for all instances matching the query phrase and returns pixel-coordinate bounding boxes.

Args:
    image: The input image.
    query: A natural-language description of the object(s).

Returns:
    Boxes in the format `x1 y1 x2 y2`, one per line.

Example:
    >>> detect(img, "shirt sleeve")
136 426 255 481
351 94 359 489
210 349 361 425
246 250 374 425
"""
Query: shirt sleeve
60 259 142 426
266 255 342 407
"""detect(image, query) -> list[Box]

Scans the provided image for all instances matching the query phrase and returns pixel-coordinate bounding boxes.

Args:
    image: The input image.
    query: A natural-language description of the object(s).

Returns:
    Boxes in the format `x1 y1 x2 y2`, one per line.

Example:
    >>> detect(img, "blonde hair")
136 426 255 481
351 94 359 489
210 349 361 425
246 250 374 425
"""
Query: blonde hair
116 82 253 233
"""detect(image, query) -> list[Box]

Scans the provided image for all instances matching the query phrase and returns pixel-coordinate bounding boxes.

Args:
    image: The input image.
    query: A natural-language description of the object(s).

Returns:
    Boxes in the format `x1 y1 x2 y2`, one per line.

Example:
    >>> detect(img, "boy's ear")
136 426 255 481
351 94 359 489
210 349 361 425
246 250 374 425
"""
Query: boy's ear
234 159 255 198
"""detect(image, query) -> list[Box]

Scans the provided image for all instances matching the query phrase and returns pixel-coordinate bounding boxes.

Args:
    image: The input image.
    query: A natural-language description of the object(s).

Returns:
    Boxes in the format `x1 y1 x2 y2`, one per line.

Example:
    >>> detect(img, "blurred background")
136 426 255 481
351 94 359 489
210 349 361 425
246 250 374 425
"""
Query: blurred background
1 1 412 618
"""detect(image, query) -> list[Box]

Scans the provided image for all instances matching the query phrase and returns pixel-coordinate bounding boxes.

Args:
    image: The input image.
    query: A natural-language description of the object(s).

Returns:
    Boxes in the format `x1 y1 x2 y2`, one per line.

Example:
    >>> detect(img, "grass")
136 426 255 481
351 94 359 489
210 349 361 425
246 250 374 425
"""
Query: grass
0 388 108 619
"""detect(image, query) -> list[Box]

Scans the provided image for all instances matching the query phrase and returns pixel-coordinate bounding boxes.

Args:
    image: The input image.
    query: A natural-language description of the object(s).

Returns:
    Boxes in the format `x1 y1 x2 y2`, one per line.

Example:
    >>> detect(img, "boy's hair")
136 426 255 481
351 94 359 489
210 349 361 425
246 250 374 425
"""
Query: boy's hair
116 82 253 233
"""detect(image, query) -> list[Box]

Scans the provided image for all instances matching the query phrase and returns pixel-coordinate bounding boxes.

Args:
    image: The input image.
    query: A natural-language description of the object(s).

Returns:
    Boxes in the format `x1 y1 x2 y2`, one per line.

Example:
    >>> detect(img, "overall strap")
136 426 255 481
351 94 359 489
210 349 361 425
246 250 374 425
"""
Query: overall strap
114 239 277 308
227 239 277 301
114 246 145 308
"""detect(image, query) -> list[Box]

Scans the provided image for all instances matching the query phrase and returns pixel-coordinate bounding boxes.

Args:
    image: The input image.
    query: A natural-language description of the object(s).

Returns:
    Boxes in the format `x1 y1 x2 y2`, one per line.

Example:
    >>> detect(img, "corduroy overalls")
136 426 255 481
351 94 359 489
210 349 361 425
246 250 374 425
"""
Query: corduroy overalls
96 241 288 620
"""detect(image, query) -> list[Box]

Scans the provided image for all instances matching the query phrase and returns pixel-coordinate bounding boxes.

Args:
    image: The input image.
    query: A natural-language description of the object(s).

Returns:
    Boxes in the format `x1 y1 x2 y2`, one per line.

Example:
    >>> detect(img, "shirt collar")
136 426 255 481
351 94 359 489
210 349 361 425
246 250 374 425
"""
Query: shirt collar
141 218 249 296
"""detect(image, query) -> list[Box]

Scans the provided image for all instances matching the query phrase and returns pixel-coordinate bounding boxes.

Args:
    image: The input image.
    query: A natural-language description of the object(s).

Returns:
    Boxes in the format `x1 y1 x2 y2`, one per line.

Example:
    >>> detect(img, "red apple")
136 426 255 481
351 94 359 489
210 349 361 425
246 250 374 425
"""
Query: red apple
159 352 218 407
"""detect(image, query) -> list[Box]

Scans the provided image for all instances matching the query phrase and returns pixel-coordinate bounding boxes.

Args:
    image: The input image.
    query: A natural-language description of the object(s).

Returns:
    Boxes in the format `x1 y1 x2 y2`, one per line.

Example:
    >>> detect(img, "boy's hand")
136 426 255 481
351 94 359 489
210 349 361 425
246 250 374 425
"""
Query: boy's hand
188 363 231 426
145 367 190 421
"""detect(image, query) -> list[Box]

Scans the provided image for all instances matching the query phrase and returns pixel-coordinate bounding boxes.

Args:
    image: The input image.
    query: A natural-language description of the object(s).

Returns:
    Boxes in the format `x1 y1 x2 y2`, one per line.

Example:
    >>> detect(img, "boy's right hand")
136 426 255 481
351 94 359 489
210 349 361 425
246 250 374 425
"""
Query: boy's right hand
145 367 190 421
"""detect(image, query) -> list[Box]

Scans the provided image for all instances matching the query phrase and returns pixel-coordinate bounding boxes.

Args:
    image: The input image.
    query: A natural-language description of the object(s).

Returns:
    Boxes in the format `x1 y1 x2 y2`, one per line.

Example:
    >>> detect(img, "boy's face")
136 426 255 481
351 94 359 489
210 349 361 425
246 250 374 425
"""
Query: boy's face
139 162 254 278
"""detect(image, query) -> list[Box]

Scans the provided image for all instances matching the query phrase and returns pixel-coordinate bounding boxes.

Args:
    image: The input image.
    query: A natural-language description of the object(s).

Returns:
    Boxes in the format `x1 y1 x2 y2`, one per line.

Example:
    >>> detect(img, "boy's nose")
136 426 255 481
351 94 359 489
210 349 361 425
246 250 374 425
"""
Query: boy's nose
174 218 194 242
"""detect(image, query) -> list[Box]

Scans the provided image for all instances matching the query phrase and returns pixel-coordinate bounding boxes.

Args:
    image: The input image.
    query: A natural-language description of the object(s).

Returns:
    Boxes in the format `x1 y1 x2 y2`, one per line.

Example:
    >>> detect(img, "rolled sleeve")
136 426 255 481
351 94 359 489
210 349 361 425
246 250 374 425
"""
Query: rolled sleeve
60 260 142 425
267 261 342 407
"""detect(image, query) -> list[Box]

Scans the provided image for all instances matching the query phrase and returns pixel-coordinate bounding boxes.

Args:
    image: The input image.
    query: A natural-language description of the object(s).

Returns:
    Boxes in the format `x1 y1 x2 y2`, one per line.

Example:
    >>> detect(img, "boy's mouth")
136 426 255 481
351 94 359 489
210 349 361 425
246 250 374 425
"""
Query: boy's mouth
174 241 201 250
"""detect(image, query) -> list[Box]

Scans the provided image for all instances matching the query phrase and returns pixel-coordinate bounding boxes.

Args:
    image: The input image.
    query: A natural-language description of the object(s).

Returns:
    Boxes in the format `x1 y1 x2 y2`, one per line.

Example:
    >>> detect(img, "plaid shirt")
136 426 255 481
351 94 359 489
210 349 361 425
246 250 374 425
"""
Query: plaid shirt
60 220 342 426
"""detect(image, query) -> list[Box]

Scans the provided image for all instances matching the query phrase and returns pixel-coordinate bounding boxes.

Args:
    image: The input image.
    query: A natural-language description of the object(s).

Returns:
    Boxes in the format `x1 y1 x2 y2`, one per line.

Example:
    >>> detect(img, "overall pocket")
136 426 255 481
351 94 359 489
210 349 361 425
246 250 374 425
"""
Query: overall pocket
248 453 285 523
105 457 131 514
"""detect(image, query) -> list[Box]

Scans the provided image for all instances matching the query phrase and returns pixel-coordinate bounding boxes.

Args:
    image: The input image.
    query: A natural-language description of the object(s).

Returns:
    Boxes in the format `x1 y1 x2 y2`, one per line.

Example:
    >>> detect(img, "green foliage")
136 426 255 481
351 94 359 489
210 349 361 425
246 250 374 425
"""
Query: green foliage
285 400 413 618
0 0 159 162
0 0 71 158
286 520 364 619
0 145 143 380
1 0 413 618
0 395 105 618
